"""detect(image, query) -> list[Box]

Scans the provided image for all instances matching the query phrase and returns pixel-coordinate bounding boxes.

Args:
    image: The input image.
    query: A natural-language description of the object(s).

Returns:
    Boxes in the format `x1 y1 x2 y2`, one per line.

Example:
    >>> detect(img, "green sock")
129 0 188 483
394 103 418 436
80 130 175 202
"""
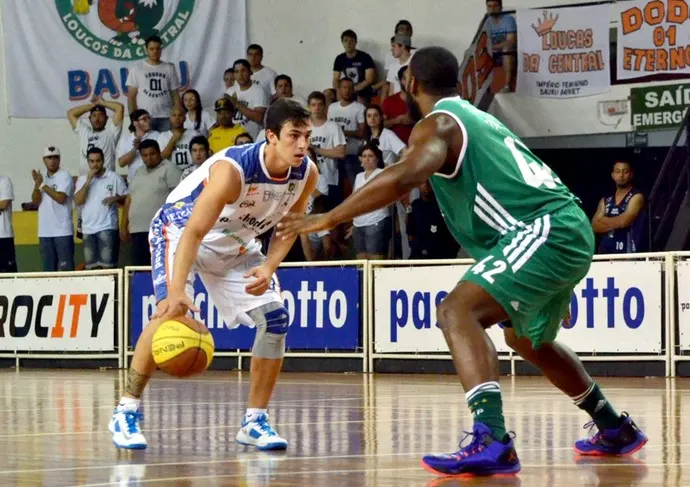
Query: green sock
574 382 620 430
466 381 506 441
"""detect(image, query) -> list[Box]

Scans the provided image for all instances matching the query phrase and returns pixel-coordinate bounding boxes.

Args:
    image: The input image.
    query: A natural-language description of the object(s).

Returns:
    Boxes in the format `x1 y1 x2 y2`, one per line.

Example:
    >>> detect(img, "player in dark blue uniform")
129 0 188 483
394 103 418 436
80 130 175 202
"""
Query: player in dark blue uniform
592 161 645 254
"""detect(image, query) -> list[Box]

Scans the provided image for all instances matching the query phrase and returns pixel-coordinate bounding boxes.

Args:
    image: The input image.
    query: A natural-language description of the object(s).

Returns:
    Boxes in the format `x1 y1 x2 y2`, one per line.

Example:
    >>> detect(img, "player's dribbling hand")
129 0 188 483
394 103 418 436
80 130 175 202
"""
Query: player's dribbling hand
151 292 199 320
244 265 272 296
275 213 332 240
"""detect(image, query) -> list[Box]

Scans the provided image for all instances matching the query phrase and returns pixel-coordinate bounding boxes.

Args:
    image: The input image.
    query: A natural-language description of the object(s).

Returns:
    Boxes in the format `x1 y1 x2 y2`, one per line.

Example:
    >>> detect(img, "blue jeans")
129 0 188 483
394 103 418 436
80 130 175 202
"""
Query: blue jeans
39 236 75 271
83 229 119 269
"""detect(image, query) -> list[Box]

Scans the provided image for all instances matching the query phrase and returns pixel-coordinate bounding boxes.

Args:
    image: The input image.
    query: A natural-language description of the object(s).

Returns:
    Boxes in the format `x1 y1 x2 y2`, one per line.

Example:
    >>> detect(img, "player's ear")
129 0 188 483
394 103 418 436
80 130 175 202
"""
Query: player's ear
266 129 279 144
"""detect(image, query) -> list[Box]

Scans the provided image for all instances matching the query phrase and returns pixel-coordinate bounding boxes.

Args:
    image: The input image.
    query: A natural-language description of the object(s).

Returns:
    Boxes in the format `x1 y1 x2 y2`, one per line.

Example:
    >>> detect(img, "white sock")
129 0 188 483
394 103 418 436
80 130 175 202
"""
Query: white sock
244 408 267 421
119 397 141 410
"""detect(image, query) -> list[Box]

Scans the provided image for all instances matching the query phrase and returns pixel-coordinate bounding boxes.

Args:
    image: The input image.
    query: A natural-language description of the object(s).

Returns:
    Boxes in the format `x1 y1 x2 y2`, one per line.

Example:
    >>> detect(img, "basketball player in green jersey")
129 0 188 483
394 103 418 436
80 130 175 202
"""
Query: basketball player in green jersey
276 46 647 477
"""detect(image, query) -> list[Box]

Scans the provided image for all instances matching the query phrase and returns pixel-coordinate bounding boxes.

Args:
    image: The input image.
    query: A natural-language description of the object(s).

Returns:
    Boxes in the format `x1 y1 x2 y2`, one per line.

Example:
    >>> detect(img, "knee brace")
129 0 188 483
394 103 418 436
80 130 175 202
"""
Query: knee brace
248 302 289 359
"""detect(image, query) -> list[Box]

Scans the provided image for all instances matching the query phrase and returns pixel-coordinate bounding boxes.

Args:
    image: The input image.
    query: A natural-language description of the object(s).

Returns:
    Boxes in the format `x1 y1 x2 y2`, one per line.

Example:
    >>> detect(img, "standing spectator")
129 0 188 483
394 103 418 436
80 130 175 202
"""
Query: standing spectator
486 0 517 92
364 104 406 166
235 134 254 145
158 105 200 172
74 148 127 269
407 181 459 259
31 147 75 271
246 44 278 97
181 136 211 180
121 140 180 266
592 161 646 254
126 35 181 132
384 36 413 98
274 75 307 107
226 59 269 140
182 89 215 136
224 67 236 93
332 30 377 103
309 91 346 208
67 95 125 174
348 143 391 259
0 174 16 272
328 78 366 187
208 98 247 154
383 65 414 144
383 20 415 70
117 109 160 181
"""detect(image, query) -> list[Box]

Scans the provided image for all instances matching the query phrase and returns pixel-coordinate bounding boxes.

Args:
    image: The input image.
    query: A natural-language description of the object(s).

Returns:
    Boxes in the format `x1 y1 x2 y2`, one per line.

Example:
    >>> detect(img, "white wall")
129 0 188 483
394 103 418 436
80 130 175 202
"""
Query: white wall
0 0 625 202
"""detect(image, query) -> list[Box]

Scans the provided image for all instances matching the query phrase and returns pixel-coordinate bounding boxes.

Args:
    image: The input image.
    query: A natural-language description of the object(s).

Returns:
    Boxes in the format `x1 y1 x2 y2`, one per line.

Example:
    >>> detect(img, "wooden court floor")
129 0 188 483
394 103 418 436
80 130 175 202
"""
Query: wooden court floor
0 370 684 486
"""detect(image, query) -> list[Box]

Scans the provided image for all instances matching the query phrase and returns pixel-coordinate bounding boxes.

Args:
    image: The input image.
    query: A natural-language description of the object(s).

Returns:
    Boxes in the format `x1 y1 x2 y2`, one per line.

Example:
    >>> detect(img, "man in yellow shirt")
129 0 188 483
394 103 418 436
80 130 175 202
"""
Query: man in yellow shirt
208 98 247 153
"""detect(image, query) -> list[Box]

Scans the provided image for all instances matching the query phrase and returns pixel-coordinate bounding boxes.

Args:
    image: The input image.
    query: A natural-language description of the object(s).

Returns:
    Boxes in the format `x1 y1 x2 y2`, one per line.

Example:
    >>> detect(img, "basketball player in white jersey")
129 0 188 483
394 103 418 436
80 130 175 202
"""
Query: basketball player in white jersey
109 99 318 451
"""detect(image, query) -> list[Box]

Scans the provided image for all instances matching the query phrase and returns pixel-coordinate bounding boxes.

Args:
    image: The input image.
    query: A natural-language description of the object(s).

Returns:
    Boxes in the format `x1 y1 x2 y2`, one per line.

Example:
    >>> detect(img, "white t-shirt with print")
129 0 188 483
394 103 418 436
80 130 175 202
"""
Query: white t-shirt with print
75 170 128 234
116 130 161 181
328 101 366 135
310 120 346 187
38 169 74 238
0 176 14 238
158 129 201 172
372 128 406 166
74 117 122 174
125 60 181 118
252 66 278 96
353 168 389 227
184 110 215 137
225 84 269 139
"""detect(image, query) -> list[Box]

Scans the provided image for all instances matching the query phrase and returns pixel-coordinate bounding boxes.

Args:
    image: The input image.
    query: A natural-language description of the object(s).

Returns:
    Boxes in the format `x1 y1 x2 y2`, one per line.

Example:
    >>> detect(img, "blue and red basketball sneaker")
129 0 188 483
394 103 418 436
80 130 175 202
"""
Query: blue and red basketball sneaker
574 412 648 456
421 423 521 477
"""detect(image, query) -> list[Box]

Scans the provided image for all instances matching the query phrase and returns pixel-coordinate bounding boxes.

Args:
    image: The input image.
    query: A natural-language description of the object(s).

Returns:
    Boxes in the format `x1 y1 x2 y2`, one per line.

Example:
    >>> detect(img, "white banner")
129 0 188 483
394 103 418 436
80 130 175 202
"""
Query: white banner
2 0 246 118
677 260 690 349
617 0 690 80
516 5 611 98
0 276 116 351
374 260 663 354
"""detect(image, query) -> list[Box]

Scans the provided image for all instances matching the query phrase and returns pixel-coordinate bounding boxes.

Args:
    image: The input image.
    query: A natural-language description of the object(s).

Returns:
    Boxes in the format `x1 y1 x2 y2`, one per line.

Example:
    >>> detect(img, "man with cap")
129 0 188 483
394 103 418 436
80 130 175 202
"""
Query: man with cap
67 95 125 175
208 98 248 154
384 35 414 99
31 147 75 272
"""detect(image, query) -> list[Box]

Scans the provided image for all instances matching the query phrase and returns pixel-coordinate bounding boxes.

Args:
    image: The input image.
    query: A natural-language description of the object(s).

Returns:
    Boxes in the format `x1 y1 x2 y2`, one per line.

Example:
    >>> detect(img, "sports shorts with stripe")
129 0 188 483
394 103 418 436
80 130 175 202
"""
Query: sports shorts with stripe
462 203 595 348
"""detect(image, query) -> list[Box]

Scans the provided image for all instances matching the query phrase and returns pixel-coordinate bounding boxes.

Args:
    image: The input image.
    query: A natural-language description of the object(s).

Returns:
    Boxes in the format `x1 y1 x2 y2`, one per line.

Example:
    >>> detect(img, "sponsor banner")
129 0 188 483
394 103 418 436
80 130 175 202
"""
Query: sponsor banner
617 0 690 80
2 0 246 118
516 5 611 98
631 82 690 130
374 260 662 354
677 260 690 349
0 276 116 351
130 267 360 350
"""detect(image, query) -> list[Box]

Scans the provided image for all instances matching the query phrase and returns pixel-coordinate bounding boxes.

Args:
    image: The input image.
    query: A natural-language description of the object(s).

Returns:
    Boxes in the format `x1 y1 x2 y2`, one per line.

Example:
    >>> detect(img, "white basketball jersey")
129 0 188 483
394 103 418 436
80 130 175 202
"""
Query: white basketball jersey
155 142 312 262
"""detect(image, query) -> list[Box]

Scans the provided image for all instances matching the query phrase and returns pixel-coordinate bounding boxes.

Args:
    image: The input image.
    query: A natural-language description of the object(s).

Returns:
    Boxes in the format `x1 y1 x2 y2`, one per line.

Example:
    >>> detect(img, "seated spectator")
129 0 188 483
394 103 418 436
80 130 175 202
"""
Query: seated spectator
323 88 337 108
121 140 180 266
158 105 200 172
74 148 127 269
300 148 334 261
0 174 17 272
117 109 160 181
226 59 269 139
364 104 405 166
274 75 307 107
181 136 211 180
385 35 413 97
486 0 517 92
407 180 460 259
182 89 214 136
592 161 646 254
31 147 75 271
247 44 278 97
382 65 414 144
328 78 366 188
235 133 254 145
309 91 346 208
208 98 247 153
223 67 236 92
348 143 391 259
332 29 377 104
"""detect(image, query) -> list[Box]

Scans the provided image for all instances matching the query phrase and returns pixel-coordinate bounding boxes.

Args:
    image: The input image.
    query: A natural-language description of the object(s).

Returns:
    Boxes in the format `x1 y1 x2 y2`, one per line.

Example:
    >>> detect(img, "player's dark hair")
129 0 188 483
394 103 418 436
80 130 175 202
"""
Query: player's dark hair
86 147 104 159
360 140 385 169
138 139 160 153
265 99 310 139
274 74 292 88
409 46 459 96
189 135 210 153
307 91 326 104
364 104 385 140
247 44 264 56
182 89 203 130
145 35 162 48
233 59 252 71
395 20 413 35
341 29 357 42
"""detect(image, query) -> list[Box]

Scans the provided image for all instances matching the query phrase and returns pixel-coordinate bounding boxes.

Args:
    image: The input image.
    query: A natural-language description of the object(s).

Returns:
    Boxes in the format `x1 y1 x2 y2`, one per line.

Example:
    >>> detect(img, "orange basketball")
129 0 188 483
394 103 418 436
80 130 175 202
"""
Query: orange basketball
152 317 215 378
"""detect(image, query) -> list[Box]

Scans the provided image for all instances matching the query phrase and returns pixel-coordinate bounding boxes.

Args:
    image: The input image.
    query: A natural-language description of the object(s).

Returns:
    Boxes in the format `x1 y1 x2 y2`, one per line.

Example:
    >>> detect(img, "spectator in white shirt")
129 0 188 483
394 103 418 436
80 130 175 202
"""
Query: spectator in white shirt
74 148 127 269
67 96 125 174
328 78 366 187
364 104 406 166
247 44 278 97
226 59 269 139
158 105 200 172
383 35 413 99
126 35 181 132
0 175 16 272
182 89 214 137
117 109 160 181
31 147 75 271
180 136 211 181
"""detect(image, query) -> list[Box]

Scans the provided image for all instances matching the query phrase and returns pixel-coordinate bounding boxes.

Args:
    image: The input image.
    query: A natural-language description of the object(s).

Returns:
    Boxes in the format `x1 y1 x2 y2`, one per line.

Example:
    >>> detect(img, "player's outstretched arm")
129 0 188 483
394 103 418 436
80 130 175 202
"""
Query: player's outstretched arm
276 114 458 239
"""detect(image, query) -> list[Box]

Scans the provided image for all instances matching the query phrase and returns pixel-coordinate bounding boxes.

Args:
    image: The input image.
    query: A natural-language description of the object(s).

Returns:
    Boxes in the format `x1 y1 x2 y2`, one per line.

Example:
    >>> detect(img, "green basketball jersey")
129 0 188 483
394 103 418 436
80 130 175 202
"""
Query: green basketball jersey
429 96 579 258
